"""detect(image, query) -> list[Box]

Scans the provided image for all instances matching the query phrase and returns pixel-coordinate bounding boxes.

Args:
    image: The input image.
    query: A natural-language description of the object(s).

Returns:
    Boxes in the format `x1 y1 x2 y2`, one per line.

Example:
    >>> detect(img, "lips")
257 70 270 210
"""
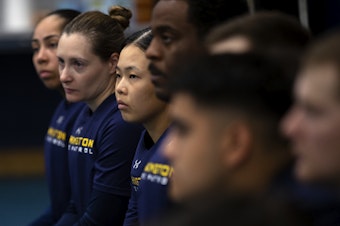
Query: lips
39 70 52 79
117 99 129 110
63 87 77 95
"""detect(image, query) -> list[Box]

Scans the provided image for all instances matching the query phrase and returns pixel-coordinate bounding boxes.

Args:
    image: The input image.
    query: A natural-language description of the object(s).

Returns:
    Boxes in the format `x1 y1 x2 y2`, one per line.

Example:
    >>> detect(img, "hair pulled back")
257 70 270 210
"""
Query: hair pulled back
63 5 132 61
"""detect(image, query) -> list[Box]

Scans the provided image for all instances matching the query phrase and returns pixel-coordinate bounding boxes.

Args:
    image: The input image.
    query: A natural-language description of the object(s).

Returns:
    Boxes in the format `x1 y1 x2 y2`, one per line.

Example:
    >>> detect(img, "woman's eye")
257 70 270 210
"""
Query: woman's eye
74 61 84 68
49 42 58 49
32 47 39 54
129 74 137 79
58 62 65 71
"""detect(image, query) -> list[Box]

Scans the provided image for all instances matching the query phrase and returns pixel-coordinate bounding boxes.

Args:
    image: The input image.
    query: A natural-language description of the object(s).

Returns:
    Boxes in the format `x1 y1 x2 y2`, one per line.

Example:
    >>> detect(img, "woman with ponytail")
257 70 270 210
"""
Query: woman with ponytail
55 6 143 225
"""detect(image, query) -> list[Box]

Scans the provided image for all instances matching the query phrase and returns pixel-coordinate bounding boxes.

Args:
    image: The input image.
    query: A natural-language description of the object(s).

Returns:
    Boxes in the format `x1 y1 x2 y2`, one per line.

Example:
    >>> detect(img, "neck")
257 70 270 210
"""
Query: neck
144 107 171 143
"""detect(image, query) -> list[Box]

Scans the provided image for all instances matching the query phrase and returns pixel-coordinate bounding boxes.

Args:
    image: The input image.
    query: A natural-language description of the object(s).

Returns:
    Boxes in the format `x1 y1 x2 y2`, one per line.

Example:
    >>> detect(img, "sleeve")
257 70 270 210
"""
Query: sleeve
54 201 78 226
123 189 139 226
75 118 141 225
27 207 55 226
74 190 129 226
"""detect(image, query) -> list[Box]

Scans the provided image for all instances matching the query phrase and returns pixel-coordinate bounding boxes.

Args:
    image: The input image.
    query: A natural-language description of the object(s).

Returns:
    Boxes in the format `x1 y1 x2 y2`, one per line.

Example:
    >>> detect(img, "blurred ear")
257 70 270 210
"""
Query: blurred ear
109 52 119 74
220 121 252 170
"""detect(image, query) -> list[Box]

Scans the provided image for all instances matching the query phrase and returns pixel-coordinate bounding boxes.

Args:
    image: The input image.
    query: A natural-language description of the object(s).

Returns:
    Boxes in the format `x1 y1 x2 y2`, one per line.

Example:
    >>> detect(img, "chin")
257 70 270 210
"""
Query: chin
43 81 61 91
121 115 136 123
65 96 80 103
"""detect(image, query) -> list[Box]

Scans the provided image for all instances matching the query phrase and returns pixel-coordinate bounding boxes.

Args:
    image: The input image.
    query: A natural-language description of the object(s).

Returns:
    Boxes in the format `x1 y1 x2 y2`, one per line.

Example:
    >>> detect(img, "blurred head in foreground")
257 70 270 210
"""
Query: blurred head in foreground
164 53 294 203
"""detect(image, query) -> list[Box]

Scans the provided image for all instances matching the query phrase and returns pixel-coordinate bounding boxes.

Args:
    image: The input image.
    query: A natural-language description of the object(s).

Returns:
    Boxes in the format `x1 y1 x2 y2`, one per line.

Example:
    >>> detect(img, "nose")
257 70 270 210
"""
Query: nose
35 47 48 64
146 37 161 61
115 77 128 95
59 65 72 83
280 107 302 139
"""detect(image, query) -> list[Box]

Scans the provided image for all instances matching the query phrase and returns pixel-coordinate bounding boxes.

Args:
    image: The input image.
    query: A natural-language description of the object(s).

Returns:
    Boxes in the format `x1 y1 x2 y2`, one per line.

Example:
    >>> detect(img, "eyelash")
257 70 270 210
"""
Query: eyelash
32 47 39 54
161 35 173 45
31 41 58 54
49 42 58 48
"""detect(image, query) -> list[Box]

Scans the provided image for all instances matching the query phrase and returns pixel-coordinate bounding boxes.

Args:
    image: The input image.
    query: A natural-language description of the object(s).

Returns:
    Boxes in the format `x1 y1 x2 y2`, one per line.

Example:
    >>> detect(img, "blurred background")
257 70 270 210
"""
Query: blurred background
0 0 339 225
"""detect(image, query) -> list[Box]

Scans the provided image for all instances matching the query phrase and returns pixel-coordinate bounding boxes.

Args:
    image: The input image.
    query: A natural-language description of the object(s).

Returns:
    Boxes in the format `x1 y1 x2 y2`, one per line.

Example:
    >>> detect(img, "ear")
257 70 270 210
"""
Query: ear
109 52 119 74
220 121 252 170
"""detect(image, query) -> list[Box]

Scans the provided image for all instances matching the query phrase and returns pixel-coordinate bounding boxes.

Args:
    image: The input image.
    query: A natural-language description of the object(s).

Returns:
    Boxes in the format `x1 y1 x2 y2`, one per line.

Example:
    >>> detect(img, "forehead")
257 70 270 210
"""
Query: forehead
297 64 340 101
58 33 93 58
33 15 63 37
151 0 192 32
118 45 148 67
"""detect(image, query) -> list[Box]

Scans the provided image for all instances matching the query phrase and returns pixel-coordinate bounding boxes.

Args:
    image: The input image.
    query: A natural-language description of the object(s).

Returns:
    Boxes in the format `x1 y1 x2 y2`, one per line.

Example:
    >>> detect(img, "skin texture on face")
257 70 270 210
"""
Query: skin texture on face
281 64 340 186
163 93 229 202
57 33 117 111
32 15 64 90
209 36 251 54
146 0 202 101
116 44 168 125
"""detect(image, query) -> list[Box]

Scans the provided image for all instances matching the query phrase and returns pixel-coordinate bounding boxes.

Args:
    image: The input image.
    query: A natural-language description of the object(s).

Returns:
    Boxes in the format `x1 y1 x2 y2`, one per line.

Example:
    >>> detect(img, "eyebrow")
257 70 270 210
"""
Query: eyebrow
31 34 60 44
154 25 176 34
116 65 140 72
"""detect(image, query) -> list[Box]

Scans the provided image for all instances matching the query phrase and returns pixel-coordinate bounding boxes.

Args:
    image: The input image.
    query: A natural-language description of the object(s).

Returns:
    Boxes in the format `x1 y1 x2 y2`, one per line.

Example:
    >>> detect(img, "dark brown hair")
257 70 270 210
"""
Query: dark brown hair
63 6 132 61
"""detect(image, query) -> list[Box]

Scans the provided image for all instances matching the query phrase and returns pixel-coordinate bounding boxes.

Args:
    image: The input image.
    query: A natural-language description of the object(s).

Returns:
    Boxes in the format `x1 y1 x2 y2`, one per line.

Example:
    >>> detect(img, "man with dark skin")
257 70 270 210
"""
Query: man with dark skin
132 1 248 225
146 0 248 101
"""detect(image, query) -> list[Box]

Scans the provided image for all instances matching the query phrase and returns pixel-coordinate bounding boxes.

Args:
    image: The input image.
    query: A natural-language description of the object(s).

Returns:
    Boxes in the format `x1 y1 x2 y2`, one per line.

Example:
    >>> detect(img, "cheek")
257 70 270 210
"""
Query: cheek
300 122 340 173
318 126 340 161
180 132 219 177
132 85 161 110
50 54 59 66
308 119 340 150
85 67 109 86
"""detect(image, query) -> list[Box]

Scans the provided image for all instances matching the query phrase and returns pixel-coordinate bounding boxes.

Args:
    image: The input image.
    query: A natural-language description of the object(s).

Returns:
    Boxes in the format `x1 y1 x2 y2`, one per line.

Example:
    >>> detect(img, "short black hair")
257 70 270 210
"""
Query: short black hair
152 0 249 40
205 11 311 54
169 53 294 146
186 0 249 39
171 53 292 116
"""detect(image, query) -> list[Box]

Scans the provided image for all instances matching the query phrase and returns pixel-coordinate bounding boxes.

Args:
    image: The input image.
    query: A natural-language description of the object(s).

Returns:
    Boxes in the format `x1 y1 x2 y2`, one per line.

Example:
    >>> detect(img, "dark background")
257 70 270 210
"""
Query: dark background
0 35 61 148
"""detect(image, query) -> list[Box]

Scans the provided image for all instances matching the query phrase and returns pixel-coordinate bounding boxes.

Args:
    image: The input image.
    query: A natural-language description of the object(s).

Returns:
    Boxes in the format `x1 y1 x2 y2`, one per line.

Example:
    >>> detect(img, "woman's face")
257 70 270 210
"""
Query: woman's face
57 33 117 111
116 44 167 124
32 15 64 90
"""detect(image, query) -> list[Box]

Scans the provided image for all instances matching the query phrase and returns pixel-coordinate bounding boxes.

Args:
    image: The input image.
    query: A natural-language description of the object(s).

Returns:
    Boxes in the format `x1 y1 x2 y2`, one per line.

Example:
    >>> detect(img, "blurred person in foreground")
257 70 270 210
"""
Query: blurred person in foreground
157 53 312 226
282 31 340 193
205 11 340 225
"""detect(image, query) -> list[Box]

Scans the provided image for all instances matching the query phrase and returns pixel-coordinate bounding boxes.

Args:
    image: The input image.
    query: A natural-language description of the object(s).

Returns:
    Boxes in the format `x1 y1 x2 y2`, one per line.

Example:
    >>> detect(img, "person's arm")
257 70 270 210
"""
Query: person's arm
54 201 78 226
123 188 139 226
74 118 142 226
75 190 129 226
